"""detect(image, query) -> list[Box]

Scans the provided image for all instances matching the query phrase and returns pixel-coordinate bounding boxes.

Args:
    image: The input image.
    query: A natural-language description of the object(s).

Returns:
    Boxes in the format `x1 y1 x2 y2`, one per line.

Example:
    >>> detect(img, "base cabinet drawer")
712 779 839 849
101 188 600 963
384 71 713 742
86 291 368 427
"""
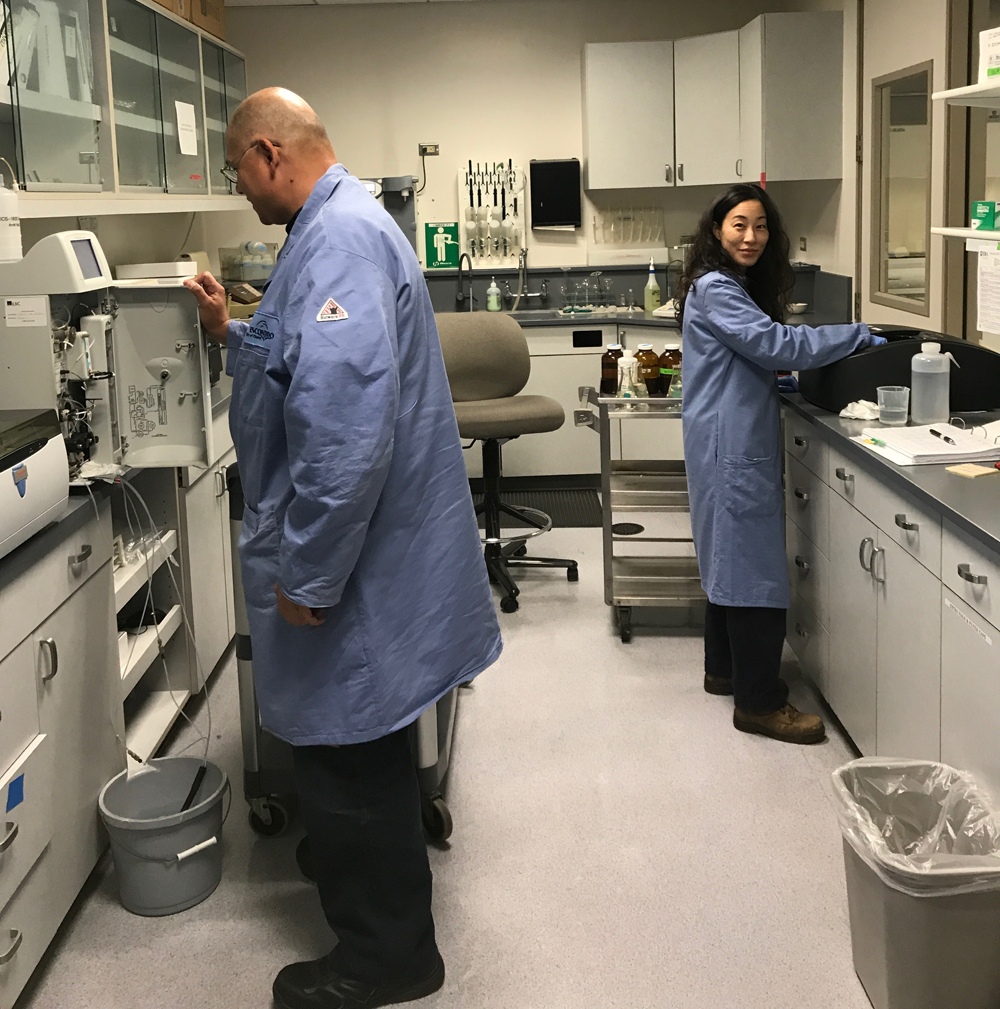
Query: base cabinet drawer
942 520 999 626
0 640 41 782
0 736 53 915
784 411 829 479
0 854 56 1008
941 589 1000 800
786 517 829 628
785 455 830 556
787 594 830 696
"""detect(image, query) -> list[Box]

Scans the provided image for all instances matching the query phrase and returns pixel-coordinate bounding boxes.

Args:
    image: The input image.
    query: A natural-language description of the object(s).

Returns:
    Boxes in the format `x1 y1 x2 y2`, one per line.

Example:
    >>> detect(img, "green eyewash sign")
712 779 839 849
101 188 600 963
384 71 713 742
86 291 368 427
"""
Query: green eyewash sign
424 223 460 269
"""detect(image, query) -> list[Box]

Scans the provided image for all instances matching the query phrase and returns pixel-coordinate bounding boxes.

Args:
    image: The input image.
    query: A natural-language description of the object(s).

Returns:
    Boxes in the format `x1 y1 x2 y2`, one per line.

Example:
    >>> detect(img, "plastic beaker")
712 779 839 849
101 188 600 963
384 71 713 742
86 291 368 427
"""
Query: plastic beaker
877 386 910 426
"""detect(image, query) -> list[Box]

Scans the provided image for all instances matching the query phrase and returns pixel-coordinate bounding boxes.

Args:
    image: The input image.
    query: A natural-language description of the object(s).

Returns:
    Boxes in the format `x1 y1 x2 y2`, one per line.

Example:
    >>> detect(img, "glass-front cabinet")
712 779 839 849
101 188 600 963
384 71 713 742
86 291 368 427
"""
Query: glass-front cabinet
1 0 106 190
202 38 245 194
156 15 205 193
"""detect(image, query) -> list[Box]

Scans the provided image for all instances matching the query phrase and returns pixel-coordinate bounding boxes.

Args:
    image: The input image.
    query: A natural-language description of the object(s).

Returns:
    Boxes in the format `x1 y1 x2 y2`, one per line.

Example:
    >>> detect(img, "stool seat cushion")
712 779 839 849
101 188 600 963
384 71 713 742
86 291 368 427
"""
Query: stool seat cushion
454 395 565 440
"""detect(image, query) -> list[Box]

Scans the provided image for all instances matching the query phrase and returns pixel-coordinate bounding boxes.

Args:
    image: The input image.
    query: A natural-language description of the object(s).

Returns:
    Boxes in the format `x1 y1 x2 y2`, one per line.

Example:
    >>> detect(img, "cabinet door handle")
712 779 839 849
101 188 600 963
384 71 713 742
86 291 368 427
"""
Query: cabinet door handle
215 468 227 498
894 513 919 532
794 622 808 638
958 563 988 586
0 930 22 965
794 555 810 573
859 536 874 573
39 638 58 682
835 467 854 484
69 543 92 566
0 822 18 854
871 547 886 584
664 164 672 183
736 158 743 177
793 435 808 448
677 163 684 182
793 488 809 501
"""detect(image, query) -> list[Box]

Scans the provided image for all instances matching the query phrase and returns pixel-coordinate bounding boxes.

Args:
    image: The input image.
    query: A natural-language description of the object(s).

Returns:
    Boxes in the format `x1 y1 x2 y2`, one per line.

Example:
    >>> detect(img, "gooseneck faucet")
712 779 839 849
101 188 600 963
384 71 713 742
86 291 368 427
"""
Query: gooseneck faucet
456 253 475 312
503 247 548 310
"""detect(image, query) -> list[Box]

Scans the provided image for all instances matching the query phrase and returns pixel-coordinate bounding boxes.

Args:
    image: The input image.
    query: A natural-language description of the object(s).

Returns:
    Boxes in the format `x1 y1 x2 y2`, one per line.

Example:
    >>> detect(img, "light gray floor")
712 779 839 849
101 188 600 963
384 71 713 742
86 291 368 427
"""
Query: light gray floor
18 527 872 1009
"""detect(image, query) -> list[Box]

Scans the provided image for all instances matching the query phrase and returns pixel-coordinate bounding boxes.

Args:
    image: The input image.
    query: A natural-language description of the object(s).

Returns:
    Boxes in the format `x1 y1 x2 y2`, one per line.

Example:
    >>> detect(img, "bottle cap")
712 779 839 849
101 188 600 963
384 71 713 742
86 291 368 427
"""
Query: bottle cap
921 342 940 353
637 343 653 350
622 348 635 357
663 342 681 351
608 343 622 350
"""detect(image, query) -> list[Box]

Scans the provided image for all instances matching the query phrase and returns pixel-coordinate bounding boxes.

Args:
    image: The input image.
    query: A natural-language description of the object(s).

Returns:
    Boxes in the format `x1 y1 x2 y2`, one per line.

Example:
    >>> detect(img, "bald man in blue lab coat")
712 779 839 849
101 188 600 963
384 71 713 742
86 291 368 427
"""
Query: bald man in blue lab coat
185 88 501 1009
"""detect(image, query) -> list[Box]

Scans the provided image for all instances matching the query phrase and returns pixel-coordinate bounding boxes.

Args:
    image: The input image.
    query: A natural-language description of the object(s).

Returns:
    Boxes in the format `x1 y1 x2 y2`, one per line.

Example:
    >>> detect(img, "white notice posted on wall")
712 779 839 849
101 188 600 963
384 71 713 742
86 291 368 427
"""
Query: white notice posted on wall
977 247 1000 334
175 101 198 157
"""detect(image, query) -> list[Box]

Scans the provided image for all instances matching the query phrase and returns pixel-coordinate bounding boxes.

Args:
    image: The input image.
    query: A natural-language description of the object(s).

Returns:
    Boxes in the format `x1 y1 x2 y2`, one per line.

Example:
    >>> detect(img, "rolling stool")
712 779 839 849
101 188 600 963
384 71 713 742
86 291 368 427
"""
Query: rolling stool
436 312 579 613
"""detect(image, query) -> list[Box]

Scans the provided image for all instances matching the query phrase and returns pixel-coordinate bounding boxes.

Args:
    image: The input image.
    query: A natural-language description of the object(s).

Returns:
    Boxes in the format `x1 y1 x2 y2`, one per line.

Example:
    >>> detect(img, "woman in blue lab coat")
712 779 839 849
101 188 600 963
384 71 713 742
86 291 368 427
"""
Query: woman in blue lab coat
678 184 883 744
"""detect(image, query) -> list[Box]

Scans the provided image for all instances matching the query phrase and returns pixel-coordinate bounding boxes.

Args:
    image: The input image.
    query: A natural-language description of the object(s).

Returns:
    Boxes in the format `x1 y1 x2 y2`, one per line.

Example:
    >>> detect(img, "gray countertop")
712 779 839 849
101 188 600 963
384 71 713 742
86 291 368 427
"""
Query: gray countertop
783 394 1000 555
507 309 679 329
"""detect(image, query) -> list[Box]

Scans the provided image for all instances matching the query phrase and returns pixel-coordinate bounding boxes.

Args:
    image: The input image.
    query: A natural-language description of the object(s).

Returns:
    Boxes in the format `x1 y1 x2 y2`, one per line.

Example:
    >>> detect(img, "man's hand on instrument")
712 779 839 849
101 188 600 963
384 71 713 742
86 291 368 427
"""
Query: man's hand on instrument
184 271 231 342
274 584 326 626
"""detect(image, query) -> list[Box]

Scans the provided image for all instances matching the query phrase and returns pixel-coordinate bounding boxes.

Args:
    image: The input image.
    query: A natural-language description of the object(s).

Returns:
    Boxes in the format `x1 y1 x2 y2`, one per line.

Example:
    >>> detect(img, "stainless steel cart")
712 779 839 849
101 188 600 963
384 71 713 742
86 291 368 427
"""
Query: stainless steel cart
575 387 706 642
226 464 459 841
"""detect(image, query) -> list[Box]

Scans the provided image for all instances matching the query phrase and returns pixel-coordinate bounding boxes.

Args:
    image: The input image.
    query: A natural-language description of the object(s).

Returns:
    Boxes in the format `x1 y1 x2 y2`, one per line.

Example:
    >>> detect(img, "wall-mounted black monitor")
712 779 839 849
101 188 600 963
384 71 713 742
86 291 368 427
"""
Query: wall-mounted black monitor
529 159 582 229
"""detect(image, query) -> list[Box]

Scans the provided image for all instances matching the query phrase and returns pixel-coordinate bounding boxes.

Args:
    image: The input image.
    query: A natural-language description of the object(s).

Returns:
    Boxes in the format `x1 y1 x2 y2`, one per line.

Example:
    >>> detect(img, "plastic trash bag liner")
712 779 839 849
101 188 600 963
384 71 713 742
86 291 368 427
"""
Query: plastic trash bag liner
833 758 1000 897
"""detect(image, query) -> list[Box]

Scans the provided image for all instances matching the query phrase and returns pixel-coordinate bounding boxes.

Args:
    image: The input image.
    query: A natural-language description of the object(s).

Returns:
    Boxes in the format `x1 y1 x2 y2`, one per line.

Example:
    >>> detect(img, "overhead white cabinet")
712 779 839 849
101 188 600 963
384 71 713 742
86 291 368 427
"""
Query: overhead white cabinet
583 41 676 190
739 13 844 183
673 31 741 188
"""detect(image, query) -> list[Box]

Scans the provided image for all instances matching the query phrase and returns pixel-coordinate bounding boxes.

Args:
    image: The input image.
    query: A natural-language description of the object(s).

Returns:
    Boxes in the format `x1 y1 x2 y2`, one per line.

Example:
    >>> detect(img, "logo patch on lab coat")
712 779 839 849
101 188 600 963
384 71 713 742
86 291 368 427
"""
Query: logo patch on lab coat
317 298 348 322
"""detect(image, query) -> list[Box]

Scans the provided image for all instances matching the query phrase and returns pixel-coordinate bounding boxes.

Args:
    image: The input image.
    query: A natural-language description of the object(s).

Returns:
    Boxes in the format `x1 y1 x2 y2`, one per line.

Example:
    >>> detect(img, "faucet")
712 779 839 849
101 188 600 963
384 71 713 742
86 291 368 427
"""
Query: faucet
456 253 475 312
503 248 548 308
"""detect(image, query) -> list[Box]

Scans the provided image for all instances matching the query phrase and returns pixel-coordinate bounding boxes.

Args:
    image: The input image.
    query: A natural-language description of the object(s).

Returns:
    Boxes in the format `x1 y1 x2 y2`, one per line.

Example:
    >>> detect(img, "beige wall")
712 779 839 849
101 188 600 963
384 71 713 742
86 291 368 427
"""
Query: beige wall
860 0 949 329
200 0 855 275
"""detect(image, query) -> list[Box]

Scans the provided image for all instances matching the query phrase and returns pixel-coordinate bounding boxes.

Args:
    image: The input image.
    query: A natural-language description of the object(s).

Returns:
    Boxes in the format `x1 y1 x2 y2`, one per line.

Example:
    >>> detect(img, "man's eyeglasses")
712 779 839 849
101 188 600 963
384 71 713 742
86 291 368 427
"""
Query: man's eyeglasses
220 140 261 184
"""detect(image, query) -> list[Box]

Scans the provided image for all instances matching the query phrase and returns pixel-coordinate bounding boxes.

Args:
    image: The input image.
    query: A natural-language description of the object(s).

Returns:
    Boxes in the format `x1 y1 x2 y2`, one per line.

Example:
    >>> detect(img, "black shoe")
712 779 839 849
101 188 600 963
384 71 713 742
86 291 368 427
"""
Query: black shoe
703 674 734 695
273 951 445 1009
296 836 315 883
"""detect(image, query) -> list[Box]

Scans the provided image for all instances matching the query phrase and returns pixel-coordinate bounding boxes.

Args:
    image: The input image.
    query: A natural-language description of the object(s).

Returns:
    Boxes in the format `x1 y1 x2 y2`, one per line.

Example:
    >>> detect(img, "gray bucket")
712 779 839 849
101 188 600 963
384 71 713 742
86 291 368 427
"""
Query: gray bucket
98 757 229 917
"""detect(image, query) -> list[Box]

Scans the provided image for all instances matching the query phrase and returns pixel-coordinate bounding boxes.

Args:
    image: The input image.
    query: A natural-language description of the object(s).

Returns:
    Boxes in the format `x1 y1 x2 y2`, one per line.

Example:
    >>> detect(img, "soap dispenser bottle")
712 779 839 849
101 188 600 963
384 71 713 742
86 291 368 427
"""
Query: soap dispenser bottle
910 342 959 424
486 277 501 312
643 258 661 313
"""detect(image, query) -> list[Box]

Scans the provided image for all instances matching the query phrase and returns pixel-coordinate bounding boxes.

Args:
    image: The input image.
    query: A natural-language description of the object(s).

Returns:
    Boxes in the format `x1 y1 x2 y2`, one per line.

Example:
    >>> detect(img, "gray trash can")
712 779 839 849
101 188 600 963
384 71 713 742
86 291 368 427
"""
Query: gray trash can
833 758 1000 1009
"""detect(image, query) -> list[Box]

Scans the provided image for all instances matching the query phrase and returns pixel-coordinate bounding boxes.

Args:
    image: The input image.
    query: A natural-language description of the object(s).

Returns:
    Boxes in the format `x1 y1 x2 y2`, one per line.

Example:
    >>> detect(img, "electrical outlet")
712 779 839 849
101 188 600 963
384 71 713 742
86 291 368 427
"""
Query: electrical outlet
418 143 440 157
799 237 807 252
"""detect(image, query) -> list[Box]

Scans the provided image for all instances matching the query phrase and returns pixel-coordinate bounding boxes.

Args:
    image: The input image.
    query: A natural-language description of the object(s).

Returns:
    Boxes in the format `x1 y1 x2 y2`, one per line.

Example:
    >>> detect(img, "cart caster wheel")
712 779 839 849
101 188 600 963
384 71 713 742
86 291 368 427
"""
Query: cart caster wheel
422 796 453 842
511 543 527 558
618 607 633 643
248 798 289 837
567 564 579 582
501 594 519 613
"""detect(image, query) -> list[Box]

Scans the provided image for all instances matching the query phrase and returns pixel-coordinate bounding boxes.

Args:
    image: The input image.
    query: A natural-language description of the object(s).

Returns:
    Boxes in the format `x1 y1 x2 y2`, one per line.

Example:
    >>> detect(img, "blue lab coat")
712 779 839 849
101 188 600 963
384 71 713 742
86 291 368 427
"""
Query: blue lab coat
681 271 873 609
226 164 502 746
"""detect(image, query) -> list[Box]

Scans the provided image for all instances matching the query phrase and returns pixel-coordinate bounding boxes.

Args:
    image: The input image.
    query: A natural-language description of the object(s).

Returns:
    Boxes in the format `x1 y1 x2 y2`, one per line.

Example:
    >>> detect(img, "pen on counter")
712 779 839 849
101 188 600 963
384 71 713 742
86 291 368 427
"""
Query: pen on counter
929 428 957 446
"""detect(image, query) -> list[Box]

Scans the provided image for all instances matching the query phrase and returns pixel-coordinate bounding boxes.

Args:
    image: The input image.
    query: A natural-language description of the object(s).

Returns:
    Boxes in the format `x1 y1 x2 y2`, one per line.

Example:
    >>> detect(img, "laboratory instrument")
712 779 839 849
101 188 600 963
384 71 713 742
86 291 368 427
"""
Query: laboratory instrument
0 408 69 562
0 231 214 476
575 387 705 643
910 342 958 425
798 327 1000 413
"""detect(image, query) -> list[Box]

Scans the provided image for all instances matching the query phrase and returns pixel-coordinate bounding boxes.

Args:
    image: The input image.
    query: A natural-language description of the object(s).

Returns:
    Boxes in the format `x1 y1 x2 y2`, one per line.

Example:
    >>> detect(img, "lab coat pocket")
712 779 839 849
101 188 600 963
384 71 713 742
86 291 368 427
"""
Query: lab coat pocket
234 346 269 430
721 455 780 519
238 506 282 614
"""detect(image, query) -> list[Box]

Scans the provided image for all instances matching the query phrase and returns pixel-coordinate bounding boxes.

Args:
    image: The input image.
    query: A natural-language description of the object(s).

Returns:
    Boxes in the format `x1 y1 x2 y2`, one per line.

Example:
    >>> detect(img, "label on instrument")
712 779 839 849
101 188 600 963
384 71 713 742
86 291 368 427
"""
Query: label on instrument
4 296 46 327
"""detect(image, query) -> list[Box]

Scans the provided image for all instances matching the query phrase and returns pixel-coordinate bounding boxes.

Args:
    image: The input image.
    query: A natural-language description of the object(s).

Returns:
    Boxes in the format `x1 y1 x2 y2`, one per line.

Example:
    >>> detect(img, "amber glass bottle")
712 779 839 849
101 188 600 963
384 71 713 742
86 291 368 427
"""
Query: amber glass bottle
659 343 682 397
600 344 623 395
636 343 662 396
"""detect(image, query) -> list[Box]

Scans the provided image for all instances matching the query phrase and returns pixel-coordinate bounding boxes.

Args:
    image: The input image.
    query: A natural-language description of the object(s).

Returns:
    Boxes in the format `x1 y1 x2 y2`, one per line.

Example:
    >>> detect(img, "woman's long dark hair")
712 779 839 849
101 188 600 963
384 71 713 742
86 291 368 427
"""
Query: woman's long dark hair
675 183 794 327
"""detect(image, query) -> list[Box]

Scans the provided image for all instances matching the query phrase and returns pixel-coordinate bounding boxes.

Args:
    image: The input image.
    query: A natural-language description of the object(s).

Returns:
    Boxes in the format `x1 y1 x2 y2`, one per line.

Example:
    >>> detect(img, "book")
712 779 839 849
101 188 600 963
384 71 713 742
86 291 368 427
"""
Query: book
856 423 1000 465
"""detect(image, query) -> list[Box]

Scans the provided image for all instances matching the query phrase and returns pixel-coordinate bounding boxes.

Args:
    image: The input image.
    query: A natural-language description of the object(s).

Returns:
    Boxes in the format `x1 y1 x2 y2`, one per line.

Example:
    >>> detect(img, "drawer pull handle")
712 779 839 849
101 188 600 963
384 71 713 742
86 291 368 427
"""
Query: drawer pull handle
835 467 854 483
871 547 886 585
69 543 92 566
0 929 22 965
793 436 808 448
0 822 18 854
895 513 919 532
39 639 58 682
793 488 810 502
859 536 874 573
795 622 808 638
958 563 988 586
794 555 811 573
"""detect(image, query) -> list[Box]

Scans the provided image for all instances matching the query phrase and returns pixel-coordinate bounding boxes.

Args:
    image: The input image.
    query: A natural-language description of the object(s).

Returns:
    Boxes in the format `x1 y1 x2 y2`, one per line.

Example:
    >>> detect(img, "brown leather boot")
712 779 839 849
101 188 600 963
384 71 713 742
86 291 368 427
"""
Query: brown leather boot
733 704 826 744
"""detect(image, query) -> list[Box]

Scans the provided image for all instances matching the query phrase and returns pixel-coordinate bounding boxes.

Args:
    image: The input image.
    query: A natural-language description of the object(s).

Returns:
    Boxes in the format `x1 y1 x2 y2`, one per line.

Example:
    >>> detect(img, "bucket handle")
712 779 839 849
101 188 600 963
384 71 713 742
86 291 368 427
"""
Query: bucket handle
109 779 231 865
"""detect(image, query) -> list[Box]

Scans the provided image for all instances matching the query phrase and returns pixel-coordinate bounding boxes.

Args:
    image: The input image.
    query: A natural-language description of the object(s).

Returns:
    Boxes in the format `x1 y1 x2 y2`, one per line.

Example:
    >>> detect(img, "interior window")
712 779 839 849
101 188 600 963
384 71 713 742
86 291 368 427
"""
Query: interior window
872 65 932 314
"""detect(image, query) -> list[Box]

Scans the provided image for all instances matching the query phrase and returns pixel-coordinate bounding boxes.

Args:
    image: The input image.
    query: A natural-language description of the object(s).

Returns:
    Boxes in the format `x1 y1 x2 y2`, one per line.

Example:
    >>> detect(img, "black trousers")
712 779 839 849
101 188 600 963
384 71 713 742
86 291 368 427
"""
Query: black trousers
704 600 788 714
292 727 439 983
